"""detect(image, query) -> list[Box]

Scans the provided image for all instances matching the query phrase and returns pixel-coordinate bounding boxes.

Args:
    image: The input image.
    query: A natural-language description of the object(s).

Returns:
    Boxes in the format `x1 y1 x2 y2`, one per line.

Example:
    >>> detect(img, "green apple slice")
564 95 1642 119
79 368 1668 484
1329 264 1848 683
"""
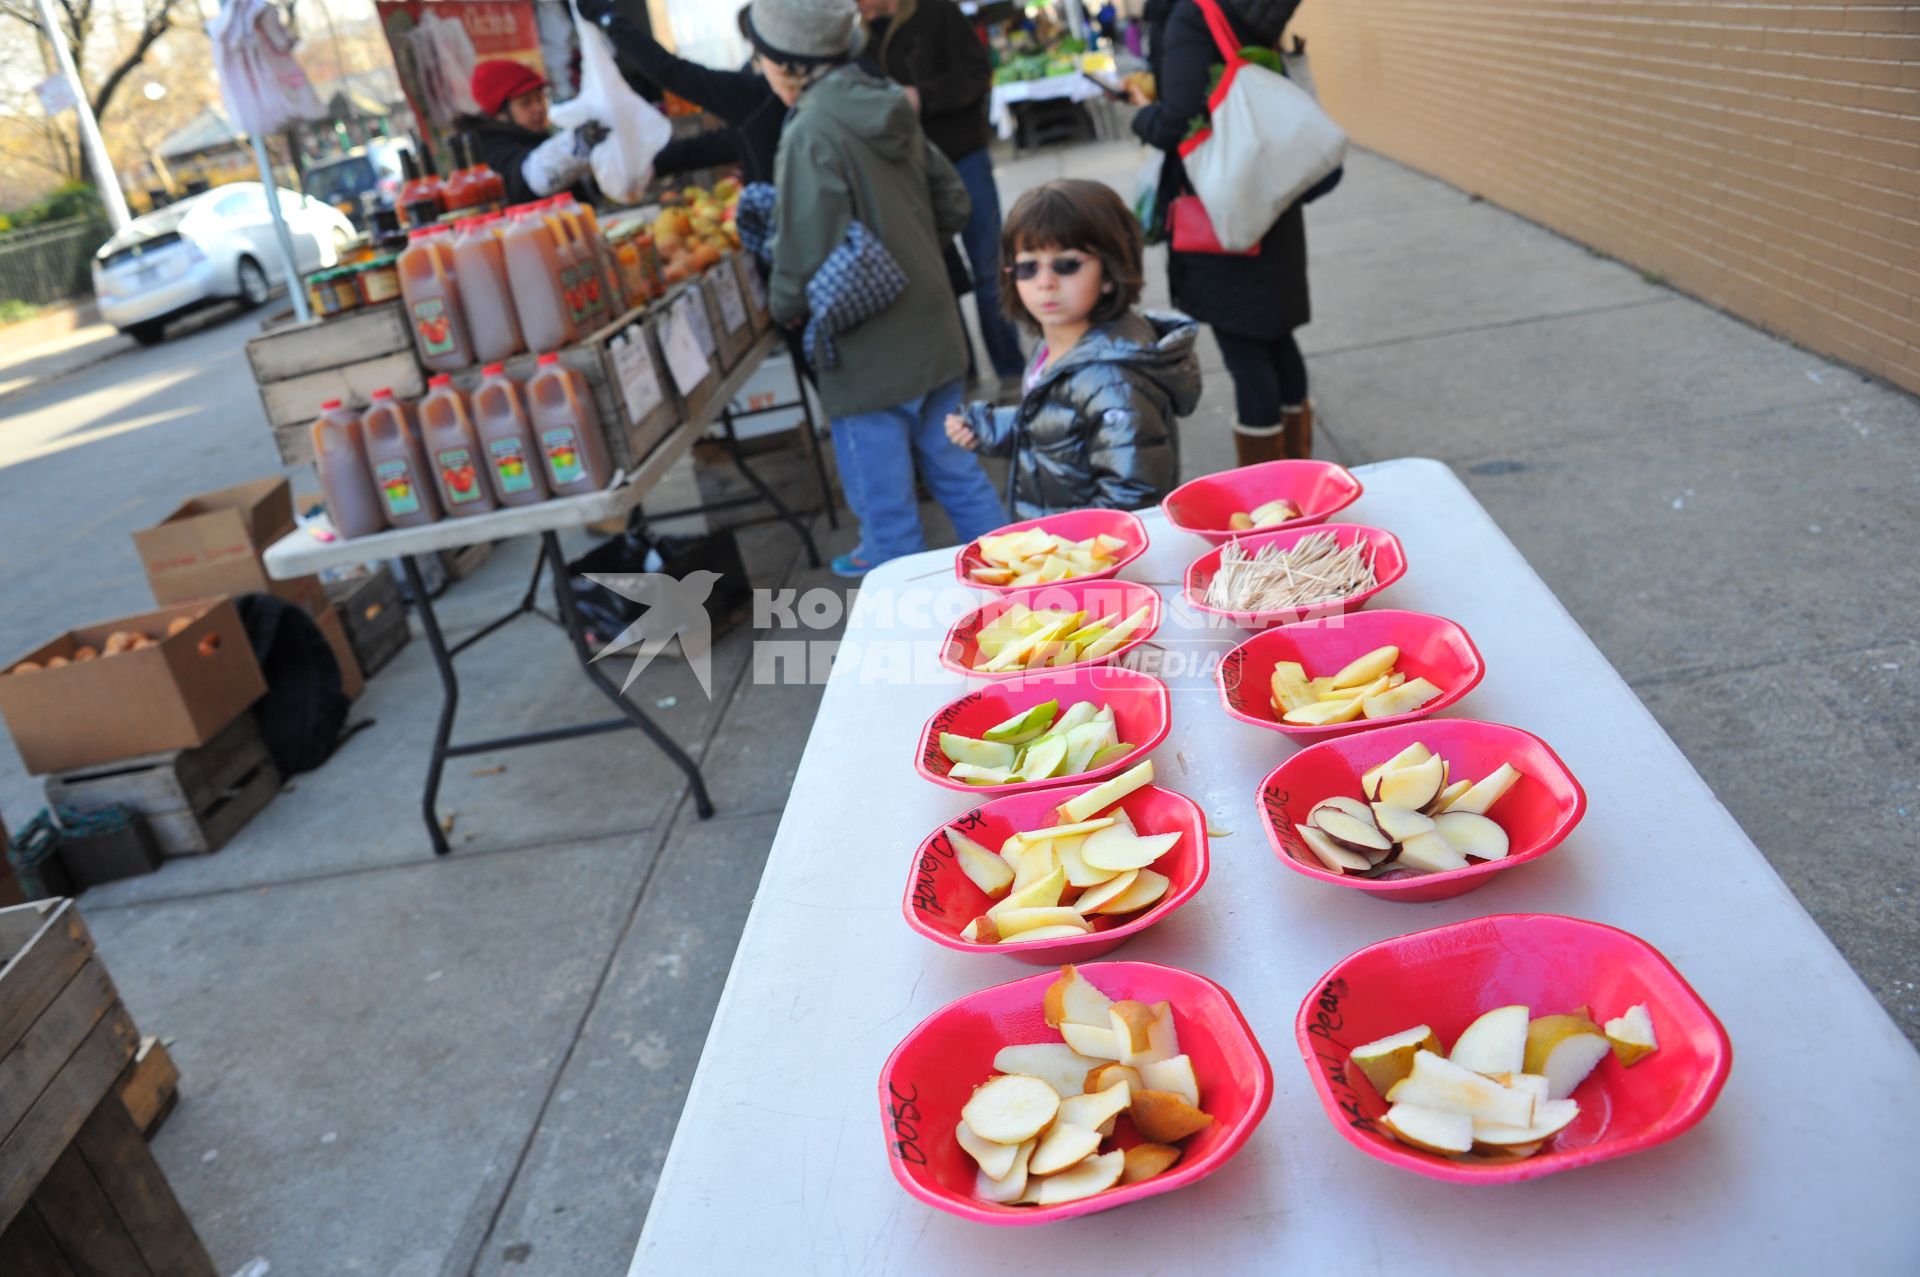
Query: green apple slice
981 699 1059 744
940 733 1017 769
949 763 1013 785
1014 735 1069 781
1088 742 1135 769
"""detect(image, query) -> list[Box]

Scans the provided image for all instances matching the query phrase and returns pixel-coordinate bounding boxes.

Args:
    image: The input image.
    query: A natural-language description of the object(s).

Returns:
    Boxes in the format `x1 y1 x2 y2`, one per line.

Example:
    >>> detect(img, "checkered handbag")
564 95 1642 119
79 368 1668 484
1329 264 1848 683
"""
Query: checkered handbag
803 219 907 371
734 182 778 266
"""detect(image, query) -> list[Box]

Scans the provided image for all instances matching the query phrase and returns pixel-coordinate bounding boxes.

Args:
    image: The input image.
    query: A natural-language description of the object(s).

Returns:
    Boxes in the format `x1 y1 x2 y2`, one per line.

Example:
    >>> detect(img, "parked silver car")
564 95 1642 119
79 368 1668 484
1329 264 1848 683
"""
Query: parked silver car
92 182 357 344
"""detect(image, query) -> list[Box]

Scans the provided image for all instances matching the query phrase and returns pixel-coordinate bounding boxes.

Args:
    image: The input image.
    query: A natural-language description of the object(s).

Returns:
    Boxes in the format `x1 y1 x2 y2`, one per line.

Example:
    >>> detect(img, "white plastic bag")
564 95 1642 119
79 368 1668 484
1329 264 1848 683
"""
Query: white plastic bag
549 7 673 204
1179 0 1346 252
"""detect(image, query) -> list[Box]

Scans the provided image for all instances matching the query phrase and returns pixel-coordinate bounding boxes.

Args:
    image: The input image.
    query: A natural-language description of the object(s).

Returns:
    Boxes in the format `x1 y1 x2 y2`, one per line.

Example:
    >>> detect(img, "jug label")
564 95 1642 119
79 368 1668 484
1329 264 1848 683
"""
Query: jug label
437 447 485 505
542 427 585 486
490 437 536 494
375 459 423 516
413 298 457 357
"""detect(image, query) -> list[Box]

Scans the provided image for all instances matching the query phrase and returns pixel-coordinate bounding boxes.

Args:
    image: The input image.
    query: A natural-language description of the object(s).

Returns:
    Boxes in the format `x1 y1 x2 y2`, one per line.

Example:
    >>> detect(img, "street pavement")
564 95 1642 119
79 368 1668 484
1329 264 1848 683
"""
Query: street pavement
0 142 1913 1274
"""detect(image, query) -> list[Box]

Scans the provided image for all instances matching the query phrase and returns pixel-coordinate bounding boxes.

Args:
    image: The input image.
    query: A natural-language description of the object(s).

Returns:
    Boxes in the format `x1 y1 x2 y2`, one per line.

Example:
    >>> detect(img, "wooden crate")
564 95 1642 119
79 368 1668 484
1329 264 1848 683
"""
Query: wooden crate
700 265 755 373
248 303 425 467
43 715 280 858
0 900 215 1274
117 1036 179 1140
325 566 410 678
0 817 19 908
732 251 772 335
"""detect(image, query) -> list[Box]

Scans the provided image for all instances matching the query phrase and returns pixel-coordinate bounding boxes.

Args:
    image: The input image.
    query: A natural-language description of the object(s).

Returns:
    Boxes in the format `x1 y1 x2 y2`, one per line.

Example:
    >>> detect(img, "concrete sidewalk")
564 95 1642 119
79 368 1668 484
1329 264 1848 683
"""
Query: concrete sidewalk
8 140 1913 1276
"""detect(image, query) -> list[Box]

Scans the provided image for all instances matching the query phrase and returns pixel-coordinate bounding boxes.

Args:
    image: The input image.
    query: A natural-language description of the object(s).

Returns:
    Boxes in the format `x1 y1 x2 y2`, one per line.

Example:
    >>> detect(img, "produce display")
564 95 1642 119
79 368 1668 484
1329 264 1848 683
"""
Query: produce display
967 529 1133 587
1269 644 1442 726
1293 742 1524 878
9 618 219 675
1351 1000 1659 1162
936 698 1135 786
957 965 1213 1205
1227 498 1300 531
1202 532 1377 614
969 602 1153 673
648 180 743 285
948 761 1178 944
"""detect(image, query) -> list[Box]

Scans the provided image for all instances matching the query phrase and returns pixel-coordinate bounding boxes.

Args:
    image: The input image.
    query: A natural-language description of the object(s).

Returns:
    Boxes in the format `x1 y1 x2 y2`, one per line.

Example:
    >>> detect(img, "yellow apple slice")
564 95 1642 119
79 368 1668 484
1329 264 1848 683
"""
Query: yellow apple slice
1282 698 1365 727
1326 673 1393 705
1378 754 1446 810
1296 824 1369 873
973 1139 1035 1203
1086 868 1169 915
1058 1078 1131 1130
1033 1149 1125 1205
1121 1142 1182 1184
1043 965 1113 1029
987 867 1068 918
1448 1004 1530 1075
963 1074 1059 1145
1432 811 1510 860
1056 835 1122 888
1029 1122 1103 1175
960 916 999 943
1523 1013 1611 1100
979 615 1076 672
999 839 1057 892
1350 1025 1444 1096
1058 759 1154 823
993 1043 1104 1096
1010 924 1095 941
1141 1053 1200 1107
1071 868 1139 914
1429 778 1473 814
1362 676 1442 720
1269 661 1315 713
1059 1021 1122 1060
1446 762 1521 814
956 1120 1022 1179
1129 1089 1213 1142
1397 830 1469 874
1077 604 1152 661
993 907 1091 938
1081 823 1182 871
1362 742 1434 797
1604 1004 1659 1066
1382 1102 1474 1155
948 827 1015 896
1015 816 1117 845
1328 645 1400 689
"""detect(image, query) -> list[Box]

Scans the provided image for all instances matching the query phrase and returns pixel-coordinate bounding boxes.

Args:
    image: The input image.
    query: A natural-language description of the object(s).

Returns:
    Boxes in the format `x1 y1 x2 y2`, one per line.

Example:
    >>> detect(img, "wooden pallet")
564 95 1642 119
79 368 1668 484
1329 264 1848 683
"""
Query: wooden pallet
325 566 410 678
43 715 281 857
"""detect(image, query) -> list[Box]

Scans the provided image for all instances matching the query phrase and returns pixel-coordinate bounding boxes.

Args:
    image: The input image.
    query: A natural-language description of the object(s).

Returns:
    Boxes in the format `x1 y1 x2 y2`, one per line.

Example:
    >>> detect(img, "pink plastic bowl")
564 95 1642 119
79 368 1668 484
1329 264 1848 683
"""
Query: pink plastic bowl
1217 610 1487 743
956 509 1151 594
941 579 1163 679
914 665 1171 796
903 781 1210 963
1295 913 1733 1183
1184 523 1408 630
881 960 1272 1223
1256 718 1587 903
1162 459 1364 546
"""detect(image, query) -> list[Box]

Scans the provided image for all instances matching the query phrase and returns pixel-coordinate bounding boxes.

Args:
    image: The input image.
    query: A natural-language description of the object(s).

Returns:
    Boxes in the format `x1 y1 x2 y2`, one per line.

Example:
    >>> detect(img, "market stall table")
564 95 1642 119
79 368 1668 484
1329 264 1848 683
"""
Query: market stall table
990 73 1115 146
262 333 818 855
630 458 1920 1272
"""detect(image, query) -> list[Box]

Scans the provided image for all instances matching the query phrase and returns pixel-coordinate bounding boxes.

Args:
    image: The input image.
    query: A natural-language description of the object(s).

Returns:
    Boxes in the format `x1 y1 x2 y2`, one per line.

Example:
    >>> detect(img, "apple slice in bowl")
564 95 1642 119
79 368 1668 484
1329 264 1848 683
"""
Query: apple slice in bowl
1161 458 1363 546
957 508 1150 594
941 578 1163 679
914 664 1170 796
1294 914 1732 1184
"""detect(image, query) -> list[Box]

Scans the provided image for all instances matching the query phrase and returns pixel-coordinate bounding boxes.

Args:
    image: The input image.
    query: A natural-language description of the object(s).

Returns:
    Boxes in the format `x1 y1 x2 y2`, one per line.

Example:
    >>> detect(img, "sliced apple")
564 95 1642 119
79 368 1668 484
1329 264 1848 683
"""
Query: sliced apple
949 762 1014 785
974 1139 1035 1203
1071 868 1139 914
1282 698 1365 727
1270 661 1314 713
1329 644 1400 689
1333 674 1394 705
1011 924 1094 941
1386 1050 1534 1127
1121 1142 1182 1184
948 827 1015 895
1382 1102 1474 1155
993 1043 1104 1096
1059 1022 1122 1060
1432 811 1510 861
1077 604 1151 661
1016 816 1118 846
1350 1024 1444 1096
1362 677 1442 720
1523 1013 1611 1100
1429 778 1472 814
1310 808 1393 854
993 907 1092 938
963 1074 1059 1144
1309 797 1372 827
1033 1148 1125 1205
1014 734 1069 781
1043 965 1113 1029
1085 868 1168 914
1141 1054 1200 1108
1029 1122 1103 1175
1448 1004 1530 1075
1297 824 1370 873
956 1120 1021 1179
1604 1003 1659 1067
941 733 1017 769
987 867 1068 918
981 700 1059 744
1081 822 1182 871
1397 830 1469 874
1447 763 1521 815
1378 754 1446 810
960 916 999 944
1362 743 1434 796
1472 1097 1579 1145
1088 742 1136 769
1058 1078 1131 1130
1129 1089 1213 1142
1058 760 1155 823
1370 802 1436 841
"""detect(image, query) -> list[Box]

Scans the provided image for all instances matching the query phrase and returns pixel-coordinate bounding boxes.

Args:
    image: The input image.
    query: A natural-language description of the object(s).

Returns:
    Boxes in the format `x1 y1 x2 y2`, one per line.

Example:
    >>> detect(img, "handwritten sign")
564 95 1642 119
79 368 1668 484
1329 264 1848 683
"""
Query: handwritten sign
885 1080 926 1165
658 310 711 397
921 691 985 771
1302 977 1375 1131
712 265 749 334
611 326 664 423
677 290 717 359
1219 646 1250 713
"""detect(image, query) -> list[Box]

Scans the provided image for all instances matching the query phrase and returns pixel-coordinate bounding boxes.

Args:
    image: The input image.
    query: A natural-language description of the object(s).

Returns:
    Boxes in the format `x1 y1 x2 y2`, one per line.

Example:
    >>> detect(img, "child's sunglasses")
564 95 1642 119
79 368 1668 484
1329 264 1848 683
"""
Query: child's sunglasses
1007 255 1090 281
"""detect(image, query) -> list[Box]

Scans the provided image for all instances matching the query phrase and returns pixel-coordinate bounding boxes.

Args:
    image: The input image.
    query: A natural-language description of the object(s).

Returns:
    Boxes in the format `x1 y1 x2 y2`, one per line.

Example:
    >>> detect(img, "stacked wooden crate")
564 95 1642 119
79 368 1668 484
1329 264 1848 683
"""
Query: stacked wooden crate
247 302 424 468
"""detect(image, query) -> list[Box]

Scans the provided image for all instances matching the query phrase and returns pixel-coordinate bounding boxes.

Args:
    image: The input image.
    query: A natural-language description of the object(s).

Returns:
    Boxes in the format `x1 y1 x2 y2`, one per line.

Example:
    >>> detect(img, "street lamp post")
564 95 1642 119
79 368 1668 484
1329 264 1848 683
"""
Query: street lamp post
30 0 132 230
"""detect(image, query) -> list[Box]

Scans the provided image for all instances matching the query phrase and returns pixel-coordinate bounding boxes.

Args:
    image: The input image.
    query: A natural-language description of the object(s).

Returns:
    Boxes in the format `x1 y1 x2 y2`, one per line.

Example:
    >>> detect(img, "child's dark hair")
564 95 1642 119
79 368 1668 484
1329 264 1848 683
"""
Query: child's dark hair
998 179 1145 332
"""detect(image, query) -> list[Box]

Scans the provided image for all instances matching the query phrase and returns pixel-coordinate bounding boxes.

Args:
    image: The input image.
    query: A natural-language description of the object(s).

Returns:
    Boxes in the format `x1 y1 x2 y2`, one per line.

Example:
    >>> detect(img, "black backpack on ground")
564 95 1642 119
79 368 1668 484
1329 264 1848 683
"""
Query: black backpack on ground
236 593 352 776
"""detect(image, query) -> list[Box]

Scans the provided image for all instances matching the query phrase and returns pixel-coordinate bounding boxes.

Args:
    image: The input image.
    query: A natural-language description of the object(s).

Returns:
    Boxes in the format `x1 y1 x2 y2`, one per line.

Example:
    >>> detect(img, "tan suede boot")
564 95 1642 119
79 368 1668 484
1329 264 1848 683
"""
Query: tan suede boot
1282 400 1314 460
1232 423 1287 468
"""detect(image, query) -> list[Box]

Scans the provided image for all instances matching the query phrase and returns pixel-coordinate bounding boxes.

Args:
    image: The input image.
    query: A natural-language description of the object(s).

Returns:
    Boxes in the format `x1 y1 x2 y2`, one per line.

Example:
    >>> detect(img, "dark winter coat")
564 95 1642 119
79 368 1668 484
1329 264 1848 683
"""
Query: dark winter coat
962 312 1201 518
456 115 593 207
1130 0 1310 339
860 0 994 163
602 19 786 184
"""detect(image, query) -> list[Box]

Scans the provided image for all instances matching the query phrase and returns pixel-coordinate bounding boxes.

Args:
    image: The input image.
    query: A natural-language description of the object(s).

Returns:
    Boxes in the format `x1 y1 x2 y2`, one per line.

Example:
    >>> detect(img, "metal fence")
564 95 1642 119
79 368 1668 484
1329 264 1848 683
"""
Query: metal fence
0 216 110 306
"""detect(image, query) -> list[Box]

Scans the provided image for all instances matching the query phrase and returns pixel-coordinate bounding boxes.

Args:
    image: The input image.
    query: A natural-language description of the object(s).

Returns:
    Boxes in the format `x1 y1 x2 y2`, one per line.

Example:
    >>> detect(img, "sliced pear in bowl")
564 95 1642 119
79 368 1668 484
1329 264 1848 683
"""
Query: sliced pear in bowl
963 1074 1060 1145
1604 1003 1659 1067
1382 1103 1475 1155
1524 1011 1612 1100
1350 1024 1444 1096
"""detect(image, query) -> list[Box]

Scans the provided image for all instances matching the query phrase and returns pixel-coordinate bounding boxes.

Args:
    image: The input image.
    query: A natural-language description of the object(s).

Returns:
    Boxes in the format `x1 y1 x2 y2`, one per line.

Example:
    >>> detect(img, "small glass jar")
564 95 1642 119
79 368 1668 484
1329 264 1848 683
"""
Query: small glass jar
307 270 345 318
355 255 402 305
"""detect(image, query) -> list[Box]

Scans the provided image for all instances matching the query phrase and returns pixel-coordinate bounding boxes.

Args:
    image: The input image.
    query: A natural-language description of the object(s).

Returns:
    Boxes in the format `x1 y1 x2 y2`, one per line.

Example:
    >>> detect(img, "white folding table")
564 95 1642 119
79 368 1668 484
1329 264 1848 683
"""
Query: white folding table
631 458 1920 1273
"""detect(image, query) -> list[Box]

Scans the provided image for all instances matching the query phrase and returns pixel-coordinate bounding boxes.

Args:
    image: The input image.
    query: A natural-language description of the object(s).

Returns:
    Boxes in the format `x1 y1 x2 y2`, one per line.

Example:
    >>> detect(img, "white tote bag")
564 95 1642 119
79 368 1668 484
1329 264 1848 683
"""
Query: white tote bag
549 6 673 204
1178 0 1346 252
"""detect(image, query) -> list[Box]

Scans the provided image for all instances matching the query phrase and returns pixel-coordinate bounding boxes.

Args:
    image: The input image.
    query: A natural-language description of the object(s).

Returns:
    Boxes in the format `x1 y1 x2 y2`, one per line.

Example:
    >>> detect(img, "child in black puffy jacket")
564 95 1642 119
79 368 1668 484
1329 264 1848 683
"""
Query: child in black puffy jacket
946 180 1201 518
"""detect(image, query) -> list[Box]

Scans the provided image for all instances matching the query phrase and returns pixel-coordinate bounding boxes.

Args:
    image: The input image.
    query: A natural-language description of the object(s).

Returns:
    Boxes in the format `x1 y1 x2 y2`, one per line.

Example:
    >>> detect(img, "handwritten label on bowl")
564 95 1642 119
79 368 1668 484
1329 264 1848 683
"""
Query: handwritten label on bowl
1302 977 1374 1131
886 1079 927 1165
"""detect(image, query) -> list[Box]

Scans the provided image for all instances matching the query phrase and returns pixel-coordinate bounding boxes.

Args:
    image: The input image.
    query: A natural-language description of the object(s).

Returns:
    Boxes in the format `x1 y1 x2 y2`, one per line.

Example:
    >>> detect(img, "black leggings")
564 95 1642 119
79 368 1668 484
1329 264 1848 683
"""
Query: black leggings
1214 329 1308 429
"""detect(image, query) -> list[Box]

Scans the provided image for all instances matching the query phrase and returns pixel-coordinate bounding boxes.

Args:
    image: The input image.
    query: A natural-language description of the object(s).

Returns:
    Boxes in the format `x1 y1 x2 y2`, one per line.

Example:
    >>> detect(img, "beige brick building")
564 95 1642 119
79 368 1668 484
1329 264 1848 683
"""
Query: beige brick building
1292 0 1920 396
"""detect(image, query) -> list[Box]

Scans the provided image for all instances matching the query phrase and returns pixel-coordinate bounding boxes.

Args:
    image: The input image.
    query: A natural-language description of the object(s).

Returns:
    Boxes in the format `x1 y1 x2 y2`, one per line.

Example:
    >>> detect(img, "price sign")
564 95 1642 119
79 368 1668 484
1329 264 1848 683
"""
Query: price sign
677 289 717 359
659 310 711 397
612 326 664 422
713 266 749 333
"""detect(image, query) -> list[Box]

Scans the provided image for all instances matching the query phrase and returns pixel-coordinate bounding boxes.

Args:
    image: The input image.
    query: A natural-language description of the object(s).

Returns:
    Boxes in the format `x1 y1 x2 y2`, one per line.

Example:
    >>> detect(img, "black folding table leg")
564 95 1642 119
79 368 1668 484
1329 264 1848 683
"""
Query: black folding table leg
718 411 822 567
402 554 459 856
539 532 716 818
791 360 839 531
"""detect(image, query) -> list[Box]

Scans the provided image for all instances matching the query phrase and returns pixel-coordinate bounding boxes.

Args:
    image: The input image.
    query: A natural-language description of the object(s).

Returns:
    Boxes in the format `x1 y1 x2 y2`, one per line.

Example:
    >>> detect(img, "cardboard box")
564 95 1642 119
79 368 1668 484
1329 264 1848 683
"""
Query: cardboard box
135 477 317 607
0 599 268 775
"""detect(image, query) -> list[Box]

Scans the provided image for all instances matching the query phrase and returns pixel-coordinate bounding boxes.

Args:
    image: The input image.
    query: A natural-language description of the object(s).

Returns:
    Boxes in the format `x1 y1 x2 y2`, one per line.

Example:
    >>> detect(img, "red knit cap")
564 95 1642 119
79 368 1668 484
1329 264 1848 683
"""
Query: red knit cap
471 59 548 116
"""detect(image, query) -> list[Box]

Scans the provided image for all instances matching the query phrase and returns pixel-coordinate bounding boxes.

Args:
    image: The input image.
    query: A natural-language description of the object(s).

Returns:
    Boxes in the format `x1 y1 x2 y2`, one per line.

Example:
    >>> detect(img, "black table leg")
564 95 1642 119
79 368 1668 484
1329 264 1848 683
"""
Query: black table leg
402 553 459 856
539 532 716 818
717 410 822 568
791 360 839 532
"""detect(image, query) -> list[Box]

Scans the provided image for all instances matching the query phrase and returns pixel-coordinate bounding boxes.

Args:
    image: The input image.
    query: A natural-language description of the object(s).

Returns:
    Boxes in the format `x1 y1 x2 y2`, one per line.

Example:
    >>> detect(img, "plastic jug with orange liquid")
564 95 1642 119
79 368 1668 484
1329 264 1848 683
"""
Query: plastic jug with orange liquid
419 375 499 517
501 208 578 354
397 147 443 229
362 388 443 527
399 225 474 373
452 215 523 363
527 353 613 496
472 363 551 506
311 399 387 539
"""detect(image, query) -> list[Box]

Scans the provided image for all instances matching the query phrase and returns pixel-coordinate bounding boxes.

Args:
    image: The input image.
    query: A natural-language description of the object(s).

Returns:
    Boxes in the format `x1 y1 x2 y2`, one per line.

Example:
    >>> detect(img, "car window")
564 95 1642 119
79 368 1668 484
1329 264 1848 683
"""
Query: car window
306 158 375 204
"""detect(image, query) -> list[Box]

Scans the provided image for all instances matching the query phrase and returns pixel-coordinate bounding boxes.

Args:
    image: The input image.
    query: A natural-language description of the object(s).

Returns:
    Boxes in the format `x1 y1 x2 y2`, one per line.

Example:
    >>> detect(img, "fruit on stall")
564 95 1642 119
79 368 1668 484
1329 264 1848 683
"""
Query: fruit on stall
1269 644 1444 726
936 699 1137 787
967 529 1133 586
1291 743 1525 879
1227 498 1301 531
650 180 743 285
1351 1000 1658 1162
955 966 1213 1206
969 602 1154 673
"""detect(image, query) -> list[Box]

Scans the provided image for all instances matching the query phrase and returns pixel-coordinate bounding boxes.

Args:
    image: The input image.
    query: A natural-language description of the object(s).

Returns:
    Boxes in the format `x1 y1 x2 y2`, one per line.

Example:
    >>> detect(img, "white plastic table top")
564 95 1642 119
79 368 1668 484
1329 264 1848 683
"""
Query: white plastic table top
630 458 1920 1274
990 73 1110 137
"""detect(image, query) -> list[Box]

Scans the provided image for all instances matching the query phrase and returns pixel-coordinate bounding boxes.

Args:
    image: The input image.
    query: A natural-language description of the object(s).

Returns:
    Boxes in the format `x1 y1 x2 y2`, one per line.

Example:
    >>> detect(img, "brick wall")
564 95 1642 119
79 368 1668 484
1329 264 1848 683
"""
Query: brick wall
1291 0 1920 395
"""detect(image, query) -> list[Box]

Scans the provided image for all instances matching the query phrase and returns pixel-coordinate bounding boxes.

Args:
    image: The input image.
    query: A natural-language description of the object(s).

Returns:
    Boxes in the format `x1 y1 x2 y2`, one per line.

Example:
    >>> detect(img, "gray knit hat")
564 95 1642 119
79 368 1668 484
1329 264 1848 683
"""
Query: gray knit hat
741 0 862 65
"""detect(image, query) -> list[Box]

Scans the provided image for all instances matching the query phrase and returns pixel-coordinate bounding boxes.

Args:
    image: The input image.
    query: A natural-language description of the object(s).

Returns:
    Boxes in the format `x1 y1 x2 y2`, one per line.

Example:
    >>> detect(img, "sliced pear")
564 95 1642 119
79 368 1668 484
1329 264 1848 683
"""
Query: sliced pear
948 827 1015 896
981 700 1059 744
1129 1089 1213 1142
1385 1050 1534 1127
1071 868 1140 914
974 1139 1035 1202
1121 1142 1182 1184
1490 1072 1552 1109
1524 1013 1611 1100
1081 822 1182 871
1108 1001 1158 1056
1604 1004 1659 1066
1371 802 1436 841
1378 754 1446 810
1382 1102 1474 1155
1141 1054 1200 1108
1350 1025 1444 1096
1059 1022 1123 1060
1084 1063 1142 1096
1029 1122 1103 1175
1085 868 1168 914
1330 644 1401 689
1362 742 1433 796
1362 677 1442 720
993 907 1092 938
956 1120 1021 1179
1043 965 1113 1029
1448 1005 1530 1075
1397 830 1469 874
1057 1079 1131 1130
1282 698 1365 727
962 1074 1059 1144
1432 811 1510 861
1447 763 1521 815
992 1043 1104 1096
987 867 1068 918
1058 760 1154 823
1296 824 1370 873
1119 1002 1179 1069
1472 1097 1580 1145
1033 1149 1125 1205
1310 808 1393 853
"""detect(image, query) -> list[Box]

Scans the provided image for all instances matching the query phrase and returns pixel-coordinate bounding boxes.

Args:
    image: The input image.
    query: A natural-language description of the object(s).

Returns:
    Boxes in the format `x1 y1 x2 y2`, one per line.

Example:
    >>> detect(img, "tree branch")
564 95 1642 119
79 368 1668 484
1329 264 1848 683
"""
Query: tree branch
89 6 175 121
